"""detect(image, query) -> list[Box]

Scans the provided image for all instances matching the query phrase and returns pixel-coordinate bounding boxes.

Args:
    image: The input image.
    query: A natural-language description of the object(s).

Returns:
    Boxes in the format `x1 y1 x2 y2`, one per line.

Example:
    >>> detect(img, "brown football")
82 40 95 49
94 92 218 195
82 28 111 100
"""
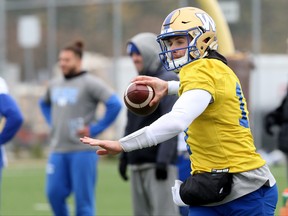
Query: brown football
124 83 159 116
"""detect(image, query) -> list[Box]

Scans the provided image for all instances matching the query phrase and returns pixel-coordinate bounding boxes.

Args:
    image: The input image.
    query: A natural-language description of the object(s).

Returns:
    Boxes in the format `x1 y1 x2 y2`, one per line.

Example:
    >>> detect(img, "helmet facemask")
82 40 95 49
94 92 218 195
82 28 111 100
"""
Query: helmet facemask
157 27 208 73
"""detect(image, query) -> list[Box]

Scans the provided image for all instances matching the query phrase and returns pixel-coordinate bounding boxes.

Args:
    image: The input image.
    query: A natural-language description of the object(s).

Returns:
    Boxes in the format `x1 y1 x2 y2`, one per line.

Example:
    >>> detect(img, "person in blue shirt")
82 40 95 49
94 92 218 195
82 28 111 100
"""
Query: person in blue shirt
39 40 122 216
0 77 23 182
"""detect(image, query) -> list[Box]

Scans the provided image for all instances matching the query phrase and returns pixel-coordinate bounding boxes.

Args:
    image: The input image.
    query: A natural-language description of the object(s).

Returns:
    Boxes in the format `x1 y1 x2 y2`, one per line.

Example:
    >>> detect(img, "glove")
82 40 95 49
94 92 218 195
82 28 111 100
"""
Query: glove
155 163 168 180
265 115 275 136
118 156 128 181
171 180 188 206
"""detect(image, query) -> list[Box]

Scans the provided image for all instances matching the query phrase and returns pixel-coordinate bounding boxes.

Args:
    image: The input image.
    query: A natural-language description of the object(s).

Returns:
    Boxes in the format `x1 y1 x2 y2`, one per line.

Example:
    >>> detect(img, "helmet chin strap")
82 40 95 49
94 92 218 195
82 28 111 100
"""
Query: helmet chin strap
202 51 209 58
168 49 189 71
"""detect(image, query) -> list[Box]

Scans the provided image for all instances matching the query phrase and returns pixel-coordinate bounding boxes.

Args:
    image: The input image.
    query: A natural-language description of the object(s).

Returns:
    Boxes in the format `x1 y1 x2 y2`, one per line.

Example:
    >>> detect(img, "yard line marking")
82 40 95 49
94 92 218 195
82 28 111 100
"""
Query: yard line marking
34 203 74 212
33 203 50 211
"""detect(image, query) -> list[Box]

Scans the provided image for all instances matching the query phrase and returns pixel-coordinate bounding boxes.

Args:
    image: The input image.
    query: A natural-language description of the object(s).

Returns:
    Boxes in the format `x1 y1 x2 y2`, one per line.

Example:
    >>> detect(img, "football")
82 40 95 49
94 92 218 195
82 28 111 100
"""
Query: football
124 82 159 116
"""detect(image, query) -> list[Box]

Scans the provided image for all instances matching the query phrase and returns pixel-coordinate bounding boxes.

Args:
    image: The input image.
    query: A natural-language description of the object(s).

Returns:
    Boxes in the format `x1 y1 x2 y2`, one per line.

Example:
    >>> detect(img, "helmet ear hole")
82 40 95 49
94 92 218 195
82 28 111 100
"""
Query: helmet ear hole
204 37 210 43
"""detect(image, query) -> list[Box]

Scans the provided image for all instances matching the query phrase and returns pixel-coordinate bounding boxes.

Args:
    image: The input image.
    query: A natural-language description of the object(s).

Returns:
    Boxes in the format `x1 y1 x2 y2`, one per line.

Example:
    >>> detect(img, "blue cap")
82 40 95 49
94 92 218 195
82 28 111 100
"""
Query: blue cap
127 42 140 56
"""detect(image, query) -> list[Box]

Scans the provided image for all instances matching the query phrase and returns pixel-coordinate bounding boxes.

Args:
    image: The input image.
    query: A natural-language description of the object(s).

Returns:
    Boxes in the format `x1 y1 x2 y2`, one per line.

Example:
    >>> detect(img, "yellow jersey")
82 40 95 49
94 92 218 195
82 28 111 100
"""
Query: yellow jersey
179 57 265 174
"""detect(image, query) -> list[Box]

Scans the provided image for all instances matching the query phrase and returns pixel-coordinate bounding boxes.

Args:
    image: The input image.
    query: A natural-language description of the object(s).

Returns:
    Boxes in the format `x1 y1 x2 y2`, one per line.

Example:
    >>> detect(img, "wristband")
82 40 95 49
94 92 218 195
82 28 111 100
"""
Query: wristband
167 80 180 95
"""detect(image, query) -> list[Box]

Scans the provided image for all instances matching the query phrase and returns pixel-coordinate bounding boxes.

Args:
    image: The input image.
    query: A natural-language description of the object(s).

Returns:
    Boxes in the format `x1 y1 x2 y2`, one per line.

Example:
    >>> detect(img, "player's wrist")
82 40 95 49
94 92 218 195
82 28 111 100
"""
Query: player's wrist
119 127 157 151
167 80 180 95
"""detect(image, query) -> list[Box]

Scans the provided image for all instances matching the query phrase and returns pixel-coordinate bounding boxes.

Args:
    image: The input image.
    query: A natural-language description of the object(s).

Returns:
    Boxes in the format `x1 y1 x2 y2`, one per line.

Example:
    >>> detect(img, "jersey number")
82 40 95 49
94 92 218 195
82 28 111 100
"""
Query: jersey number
236 83 249 128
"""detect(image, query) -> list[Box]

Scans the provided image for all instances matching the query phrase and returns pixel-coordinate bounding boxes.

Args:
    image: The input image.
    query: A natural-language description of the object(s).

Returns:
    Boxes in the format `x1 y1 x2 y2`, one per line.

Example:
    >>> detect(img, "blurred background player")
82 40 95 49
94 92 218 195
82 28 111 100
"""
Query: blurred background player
118 32 179 216
80 7 278 216
39 40 122 216
265 89 288 174
0 76 23 200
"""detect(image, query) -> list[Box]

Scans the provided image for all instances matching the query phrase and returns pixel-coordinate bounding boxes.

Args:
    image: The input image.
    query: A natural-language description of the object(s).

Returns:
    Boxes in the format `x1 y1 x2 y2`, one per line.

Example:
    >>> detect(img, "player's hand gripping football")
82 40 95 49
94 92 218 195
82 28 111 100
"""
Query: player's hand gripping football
132 76 168 107
80 136 123 155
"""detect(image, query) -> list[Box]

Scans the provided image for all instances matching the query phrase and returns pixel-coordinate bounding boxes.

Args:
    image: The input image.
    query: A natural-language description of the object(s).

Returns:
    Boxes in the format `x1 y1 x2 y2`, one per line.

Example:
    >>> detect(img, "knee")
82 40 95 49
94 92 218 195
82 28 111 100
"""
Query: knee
46 183 70 202
76 205 95 216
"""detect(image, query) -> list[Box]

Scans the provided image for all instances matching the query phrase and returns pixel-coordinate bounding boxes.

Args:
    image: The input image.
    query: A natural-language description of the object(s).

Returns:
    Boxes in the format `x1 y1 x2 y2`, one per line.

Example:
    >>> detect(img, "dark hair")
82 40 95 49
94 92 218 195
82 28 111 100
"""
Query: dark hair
62 40 84 59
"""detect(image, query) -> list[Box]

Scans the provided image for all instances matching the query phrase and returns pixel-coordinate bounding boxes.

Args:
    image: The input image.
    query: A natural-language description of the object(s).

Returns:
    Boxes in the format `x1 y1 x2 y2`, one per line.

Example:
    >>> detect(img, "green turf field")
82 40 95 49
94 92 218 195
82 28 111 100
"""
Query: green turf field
1 157 132 216
0 157 287 216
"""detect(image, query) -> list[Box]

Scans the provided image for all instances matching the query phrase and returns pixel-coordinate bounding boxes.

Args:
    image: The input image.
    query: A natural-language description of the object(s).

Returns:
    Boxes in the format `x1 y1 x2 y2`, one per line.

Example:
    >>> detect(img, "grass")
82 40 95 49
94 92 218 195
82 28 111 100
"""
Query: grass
1 156 132 216
0 156 287 216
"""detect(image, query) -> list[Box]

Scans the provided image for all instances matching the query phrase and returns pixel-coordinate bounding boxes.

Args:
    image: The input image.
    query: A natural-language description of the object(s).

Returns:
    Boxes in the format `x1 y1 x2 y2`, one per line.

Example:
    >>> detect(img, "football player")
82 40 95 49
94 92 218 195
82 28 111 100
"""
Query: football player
119 32 179 216
39 40 122 216
80 7 278 216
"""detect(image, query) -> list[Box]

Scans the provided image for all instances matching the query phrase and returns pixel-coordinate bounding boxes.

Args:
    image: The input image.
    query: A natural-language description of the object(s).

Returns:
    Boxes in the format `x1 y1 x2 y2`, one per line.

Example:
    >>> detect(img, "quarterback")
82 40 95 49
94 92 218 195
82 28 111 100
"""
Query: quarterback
81 7 278 216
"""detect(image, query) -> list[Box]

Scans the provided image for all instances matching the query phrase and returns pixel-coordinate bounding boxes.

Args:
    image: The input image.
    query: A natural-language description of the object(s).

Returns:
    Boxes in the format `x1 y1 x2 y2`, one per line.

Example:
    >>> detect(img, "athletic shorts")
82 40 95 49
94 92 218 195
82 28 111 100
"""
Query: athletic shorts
189 184 278 216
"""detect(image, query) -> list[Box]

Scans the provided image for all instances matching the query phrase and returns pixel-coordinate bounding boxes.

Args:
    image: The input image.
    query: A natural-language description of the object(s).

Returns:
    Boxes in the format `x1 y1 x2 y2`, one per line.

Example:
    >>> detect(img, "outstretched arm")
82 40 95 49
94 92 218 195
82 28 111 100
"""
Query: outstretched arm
80 89 211 155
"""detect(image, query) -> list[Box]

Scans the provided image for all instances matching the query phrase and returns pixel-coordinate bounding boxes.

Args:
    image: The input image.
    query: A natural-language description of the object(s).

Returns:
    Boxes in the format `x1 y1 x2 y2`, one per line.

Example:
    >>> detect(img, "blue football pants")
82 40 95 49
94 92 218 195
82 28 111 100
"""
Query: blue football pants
46 151 98 216
189 184 278 216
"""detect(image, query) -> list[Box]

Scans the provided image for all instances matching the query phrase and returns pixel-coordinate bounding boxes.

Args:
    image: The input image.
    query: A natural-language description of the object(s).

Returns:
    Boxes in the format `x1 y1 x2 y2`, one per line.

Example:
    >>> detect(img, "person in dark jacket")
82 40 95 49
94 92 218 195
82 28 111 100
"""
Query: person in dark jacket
265 90 288 153
118 32 180 216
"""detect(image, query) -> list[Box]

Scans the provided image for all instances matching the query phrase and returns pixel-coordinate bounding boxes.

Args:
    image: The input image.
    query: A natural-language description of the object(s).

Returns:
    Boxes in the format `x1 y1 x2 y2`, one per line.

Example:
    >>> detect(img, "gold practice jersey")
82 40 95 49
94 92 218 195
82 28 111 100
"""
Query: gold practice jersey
179 58 265 174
